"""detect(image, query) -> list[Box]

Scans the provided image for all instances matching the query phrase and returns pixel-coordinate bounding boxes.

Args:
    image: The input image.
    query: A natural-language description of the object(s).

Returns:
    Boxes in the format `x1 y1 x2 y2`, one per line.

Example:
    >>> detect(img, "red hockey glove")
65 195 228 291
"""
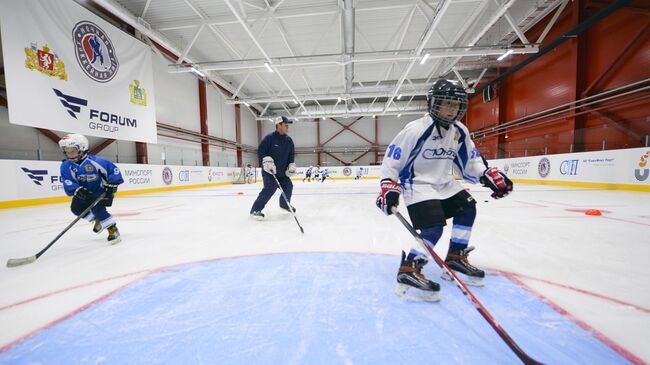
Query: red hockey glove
480 167 513 199
376 179 401 215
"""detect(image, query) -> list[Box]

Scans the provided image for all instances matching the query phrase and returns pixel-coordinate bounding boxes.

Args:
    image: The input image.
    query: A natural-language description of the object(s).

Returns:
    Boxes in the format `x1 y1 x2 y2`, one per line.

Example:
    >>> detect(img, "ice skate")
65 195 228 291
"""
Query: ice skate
395 251 440 302
92 219 103 233
441 246 485 286
107 225 121 245
250 211 265 220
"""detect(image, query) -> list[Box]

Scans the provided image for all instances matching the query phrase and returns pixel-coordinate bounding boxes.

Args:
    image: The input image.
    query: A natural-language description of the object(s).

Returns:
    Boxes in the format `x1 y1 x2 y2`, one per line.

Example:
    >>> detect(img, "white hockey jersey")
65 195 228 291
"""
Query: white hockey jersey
380 115 487 204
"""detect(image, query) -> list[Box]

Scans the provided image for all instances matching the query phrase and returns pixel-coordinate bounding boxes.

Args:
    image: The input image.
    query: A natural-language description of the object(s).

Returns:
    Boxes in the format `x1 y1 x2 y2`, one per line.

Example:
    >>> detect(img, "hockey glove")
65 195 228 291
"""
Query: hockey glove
99 184 119 207
74 187 92 201
480 167 513 199
376 179 401 215
285 162 297 176
262 156 276 174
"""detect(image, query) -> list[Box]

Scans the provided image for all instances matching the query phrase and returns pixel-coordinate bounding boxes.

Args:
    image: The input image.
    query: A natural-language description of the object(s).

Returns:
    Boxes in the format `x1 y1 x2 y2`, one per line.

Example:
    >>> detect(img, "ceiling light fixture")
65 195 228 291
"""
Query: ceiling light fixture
497 49 514 61
264 62 273 72
420 53 430 65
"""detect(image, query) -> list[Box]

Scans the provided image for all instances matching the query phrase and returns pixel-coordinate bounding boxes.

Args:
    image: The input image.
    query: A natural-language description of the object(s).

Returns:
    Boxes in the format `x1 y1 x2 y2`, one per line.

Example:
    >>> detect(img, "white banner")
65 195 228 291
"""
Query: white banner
0 0 157 143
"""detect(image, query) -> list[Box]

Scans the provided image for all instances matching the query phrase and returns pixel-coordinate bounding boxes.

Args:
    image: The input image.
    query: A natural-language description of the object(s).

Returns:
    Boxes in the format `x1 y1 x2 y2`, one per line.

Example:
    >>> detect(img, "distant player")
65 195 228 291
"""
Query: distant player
303 166 313 182
376 79 513 301
355 167 363 180
312 165 320 182
320 168 329 183
59 134 124 244
245 164 255 184
250 116 297 219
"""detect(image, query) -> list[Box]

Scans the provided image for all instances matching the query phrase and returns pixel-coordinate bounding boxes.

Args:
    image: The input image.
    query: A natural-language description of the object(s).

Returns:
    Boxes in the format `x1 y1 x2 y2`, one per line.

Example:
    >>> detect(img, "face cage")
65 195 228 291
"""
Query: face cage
428 95 468 126
61 145 87 163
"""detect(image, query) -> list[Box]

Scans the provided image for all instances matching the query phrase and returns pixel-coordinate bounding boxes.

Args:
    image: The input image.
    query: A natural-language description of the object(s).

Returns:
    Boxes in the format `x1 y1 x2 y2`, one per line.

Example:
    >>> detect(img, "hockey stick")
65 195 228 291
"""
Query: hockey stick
6 192 107 268
271 174 304 234
391 207 543 365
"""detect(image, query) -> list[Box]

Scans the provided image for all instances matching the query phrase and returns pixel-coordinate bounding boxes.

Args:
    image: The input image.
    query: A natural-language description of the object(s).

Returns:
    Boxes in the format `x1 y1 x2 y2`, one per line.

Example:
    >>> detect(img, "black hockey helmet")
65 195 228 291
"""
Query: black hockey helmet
426 79 468 127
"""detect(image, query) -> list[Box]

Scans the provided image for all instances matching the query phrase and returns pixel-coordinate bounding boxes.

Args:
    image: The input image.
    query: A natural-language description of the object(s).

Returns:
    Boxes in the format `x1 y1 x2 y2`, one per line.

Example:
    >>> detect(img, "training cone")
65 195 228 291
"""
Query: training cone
585 209 602 216
237 192 244 196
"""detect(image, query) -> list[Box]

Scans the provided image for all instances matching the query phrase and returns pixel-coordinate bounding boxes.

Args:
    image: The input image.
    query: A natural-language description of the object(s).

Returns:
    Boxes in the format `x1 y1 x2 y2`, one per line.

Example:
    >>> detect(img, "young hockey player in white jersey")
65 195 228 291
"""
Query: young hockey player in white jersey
355 167 363 180
245 164 255 184
312 165 320 182
376 79 513 301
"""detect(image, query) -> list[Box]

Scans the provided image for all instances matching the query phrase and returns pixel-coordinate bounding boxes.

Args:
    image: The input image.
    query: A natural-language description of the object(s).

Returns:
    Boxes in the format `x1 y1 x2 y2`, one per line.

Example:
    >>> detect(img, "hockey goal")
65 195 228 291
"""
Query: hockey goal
233 166 258 184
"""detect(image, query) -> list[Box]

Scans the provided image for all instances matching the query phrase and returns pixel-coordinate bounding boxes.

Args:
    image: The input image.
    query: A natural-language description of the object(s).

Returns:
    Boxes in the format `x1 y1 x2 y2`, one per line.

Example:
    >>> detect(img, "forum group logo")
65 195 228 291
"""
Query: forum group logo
538 158 551 178
72 21 119 83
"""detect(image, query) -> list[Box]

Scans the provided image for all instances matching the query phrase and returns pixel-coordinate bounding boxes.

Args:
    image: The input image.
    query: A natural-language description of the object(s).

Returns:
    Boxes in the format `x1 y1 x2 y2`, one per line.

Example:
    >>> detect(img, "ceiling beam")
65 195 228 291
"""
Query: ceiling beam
168 45 538 73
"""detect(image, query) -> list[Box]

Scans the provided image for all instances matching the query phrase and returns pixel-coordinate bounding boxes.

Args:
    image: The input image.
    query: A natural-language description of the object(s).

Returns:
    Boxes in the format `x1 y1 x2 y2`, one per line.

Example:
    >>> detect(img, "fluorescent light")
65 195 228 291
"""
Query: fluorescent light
419 53 430 65
497 49 514 61
372 114 376 118
397 113 402 117
243 101 250 107
264 62 273 72
337 96 342 102
292 99 298 105
190 67 205 78
397 94 402 100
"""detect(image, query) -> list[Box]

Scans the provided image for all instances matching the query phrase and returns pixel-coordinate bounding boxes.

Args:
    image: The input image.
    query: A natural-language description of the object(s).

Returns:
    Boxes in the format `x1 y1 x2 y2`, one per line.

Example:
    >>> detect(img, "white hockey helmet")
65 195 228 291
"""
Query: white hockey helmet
58 133 89 161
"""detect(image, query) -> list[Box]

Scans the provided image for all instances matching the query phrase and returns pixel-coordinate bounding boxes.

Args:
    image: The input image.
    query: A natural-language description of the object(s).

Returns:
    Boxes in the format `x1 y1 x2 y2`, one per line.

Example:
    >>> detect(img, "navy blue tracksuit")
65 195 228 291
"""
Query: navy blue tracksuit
250 131 295 213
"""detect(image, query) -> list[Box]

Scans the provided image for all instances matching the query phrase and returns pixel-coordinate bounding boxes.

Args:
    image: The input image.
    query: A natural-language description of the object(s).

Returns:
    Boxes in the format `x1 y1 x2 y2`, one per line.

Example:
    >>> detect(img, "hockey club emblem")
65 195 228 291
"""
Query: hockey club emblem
72 21 119 83
342 167 352 176
162 167 173 185
85 165 94 172
24 43 67 80
129 80 147 106
538 157 551 178
21 167 48 186
503 163 510 174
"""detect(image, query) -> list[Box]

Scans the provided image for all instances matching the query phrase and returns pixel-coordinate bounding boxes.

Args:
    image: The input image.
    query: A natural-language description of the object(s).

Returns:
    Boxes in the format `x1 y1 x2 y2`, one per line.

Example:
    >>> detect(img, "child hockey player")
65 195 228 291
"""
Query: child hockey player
376 79 513 301
59 134 124 244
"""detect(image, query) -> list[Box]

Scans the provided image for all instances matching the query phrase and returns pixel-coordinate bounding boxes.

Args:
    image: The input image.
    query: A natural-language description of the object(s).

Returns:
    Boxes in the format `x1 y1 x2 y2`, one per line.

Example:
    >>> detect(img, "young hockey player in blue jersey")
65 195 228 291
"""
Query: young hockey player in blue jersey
376 79 513 301
320 168 329 183
303 166 313 182
59 134 124 244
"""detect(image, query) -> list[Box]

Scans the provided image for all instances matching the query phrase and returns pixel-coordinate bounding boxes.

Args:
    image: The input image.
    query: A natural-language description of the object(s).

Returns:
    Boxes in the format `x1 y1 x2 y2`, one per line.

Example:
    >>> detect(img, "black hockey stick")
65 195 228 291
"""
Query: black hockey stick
391 207 543 365
271 174 304 234
6 192 107 268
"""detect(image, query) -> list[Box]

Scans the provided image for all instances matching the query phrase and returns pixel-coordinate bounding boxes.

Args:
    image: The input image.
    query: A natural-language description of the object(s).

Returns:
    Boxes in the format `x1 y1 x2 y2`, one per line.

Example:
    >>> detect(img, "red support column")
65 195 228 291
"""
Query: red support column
199 79 210 166
316 118 322 165
571 0 588 152
374 115 379 164
235 104 243 166
135 142 148 164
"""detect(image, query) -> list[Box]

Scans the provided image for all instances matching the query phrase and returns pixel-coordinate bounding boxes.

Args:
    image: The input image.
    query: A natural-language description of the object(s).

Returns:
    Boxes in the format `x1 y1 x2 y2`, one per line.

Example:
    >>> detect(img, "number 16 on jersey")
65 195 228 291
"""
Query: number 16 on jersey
386 144 402 160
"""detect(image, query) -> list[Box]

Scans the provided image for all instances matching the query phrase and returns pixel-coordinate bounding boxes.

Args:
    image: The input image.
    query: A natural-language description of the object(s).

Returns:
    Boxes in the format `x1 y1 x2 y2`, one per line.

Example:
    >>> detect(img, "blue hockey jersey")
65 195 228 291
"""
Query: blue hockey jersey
60 155 124 197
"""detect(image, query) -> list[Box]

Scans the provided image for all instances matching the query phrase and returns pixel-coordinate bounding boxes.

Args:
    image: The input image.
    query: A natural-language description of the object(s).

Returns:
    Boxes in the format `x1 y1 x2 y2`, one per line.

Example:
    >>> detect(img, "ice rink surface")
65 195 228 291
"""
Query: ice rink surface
1 179 649 364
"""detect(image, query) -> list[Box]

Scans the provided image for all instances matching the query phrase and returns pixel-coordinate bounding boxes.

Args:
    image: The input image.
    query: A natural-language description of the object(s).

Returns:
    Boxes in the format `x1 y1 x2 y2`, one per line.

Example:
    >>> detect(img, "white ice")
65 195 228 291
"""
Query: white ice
0 179 649 362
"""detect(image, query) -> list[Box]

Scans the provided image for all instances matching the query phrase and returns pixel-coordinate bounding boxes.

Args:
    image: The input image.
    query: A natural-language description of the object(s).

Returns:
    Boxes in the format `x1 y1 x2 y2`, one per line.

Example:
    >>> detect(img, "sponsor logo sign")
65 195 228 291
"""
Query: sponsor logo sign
53 88 138 133
343 167 352 176
560 160 578 176
422 148 457 160
162 167 173 185
123 168 152 185
634 151 650 182
538 158 551 178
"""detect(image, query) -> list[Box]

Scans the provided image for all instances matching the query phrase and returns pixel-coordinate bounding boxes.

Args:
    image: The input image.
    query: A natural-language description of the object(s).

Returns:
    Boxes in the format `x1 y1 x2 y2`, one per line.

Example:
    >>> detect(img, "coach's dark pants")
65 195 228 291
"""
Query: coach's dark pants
250 172 293 213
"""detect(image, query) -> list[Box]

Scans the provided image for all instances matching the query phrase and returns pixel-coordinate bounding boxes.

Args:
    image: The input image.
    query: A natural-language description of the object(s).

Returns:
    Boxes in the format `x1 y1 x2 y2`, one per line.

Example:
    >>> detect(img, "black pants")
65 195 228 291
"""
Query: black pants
250 172 293 213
